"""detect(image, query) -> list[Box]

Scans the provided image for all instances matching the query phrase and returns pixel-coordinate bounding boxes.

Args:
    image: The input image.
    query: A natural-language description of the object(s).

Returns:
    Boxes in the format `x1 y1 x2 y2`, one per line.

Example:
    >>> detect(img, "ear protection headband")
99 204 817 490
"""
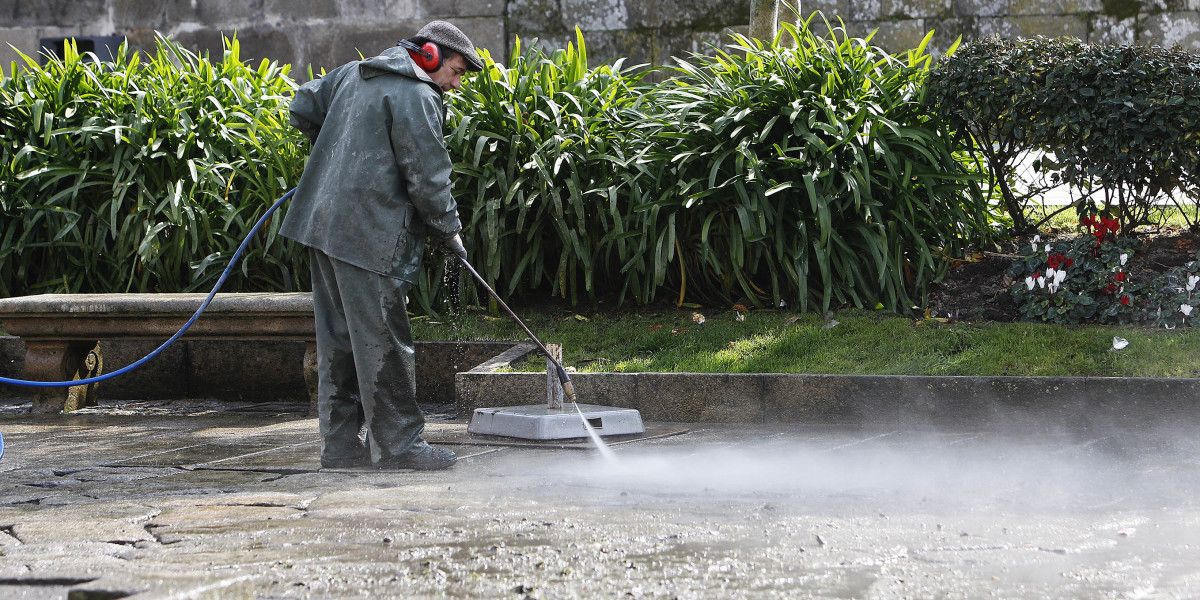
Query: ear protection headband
398 39 442 73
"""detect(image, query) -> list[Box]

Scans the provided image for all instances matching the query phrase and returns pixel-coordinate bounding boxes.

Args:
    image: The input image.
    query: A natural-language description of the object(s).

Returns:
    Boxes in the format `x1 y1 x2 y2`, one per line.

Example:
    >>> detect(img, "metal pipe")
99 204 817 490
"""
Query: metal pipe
454 255 577 405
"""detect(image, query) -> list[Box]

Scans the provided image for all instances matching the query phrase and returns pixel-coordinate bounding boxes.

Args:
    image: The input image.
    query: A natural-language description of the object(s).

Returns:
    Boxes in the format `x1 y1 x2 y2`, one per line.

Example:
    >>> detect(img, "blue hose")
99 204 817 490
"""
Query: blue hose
0 188 295 389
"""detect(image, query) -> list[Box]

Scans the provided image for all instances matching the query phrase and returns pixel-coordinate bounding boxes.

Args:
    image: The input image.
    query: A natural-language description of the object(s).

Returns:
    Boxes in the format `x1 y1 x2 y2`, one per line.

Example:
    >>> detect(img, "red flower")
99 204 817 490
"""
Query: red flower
1080 215 1094 228
1031 271 1042 280
1105 283 1117 294
1115 271 1127 282
1101 216 1119 233
1046 253 1072 270
1120 295 1131 306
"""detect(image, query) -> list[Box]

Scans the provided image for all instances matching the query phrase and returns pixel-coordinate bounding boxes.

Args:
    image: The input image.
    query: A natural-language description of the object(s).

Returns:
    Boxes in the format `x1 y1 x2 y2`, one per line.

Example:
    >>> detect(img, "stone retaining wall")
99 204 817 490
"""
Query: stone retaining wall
0 336 515 406
1 1 1194 79
457 367 1200 429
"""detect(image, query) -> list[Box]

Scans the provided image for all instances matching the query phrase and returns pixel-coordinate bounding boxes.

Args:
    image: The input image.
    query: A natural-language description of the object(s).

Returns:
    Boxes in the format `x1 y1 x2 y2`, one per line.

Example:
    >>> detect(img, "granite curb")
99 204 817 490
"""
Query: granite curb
457 348 1200 429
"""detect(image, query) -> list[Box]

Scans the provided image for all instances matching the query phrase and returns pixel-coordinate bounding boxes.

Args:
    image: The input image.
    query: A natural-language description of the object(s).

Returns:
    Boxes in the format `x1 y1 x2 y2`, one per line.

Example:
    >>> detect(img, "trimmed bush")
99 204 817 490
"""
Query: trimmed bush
929 36 1200 233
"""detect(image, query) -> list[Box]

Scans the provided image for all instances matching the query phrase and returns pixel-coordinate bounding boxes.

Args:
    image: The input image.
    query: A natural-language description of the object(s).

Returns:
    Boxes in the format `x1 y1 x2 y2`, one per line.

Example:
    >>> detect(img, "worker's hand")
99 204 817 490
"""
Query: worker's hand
443 233 468 260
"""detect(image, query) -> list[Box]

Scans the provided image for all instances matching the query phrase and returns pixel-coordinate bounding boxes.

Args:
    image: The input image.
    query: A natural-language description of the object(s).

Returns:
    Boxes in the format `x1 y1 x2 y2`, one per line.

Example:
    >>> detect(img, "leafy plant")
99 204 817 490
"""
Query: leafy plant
1145 254 1200 328
1010 233 1139 324
1042 43 1200 231
929 36 1200 234
438 30 652 313
639 14 991 313
0 35 306 297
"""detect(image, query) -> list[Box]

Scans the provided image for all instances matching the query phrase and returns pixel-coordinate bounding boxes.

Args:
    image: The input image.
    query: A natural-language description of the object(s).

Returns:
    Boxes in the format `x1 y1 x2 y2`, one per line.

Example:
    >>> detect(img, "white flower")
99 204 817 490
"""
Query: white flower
1045 243 1052 253
1119 253 1128 266
1112 337 1129 351
1054 270 1067 285
1032 235 1041 244
1187 275 1199 292
1025 276 1036 290
1182 304 1194 317
1037 276 1046 289
1045 267 1057 281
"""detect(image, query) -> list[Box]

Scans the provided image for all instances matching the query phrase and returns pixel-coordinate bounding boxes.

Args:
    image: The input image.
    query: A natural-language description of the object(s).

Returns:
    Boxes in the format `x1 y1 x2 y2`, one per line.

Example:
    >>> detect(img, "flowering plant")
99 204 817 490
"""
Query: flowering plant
1010 231 1140 324
1144 254 1200 329
1079 212 1120 246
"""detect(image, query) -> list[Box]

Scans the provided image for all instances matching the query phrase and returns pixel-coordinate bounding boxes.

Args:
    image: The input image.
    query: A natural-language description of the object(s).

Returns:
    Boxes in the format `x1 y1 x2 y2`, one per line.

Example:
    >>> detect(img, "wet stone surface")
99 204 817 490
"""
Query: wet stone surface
0 401 1198 598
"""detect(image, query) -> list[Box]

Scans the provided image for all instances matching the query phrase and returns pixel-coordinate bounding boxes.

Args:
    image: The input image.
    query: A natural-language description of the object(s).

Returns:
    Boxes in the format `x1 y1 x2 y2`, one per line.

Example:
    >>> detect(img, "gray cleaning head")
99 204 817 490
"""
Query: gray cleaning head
468 404 645 441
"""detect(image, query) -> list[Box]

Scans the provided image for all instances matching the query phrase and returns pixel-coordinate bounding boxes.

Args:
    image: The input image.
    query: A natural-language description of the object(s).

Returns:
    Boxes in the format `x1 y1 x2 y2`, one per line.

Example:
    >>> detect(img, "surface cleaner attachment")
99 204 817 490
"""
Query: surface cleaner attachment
454 256 645 441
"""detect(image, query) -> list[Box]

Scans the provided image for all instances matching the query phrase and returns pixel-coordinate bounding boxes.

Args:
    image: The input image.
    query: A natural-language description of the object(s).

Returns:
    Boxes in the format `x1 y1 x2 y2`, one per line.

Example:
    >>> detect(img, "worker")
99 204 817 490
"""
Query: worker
281 21 483 470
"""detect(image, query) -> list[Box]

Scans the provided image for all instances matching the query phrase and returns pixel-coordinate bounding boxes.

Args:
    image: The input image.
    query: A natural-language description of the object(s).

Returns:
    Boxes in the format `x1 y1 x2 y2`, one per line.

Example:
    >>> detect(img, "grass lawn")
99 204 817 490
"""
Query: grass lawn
412 307 1200 378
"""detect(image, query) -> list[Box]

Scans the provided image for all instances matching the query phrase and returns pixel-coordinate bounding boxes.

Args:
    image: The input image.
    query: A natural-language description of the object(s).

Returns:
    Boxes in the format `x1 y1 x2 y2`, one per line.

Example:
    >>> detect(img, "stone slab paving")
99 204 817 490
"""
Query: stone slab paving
0 405 1198 599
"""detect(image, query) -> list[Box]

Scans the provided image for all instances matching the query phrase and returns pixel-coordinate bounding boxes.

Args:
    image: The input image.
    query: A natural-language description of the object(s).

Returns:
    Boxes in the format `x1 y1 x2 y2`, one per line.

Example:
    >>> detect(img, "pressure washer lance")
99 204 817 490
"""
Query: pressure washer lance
453 255 578 406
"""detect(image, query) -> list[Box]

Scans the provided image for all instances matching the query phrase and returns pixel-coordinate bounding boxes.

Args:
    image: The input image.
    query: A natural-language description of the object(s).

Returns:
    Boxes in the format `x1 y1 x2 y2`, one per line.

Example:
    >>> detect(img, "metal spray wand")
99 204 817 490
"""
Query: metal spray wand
453 256 578 405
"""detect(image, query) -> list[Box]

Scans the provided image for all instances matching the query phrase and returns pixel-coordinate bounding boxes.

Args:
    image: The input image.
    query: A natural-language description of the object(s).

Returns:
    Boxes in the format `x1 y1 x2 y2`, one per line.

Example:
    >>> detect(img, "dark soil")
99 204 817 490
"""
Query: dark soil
926 228 1200 323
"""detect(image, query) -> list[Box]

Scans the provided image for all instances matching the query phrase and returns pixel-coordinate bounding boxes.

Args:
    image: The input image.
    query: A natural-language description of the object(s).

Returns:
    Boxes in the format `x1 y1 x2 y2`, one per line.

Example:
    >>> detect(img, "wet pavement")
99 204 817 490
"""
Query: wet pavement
1 400 1198 599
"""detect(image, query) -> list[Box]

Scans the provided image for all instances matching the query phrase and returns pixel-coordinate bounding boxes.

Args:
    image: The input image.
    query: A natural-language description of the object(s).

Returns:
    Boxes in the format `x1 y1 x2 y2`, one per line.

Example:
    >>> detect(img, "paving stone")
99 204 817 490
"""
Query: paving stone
10 0 106 26
112 0 168 28
507 0 566 36
864 18 929 49
264 0 340 21
1009 0 1102 14
1140 11 1200 49
1091 14 1137 44
562 0 629 31
1010 14 1091 37
881 0 952 18
0 27 37 66
1 407 1200 597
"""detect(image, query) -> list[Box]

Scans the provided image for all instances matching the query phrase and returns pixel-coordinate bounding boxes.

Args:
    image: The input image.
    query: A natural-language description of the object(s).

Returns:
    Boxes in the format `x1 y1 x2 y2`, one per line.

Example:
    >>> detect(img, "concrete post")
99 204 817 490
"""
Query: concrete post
750 1 803 45
546 344 564 410
749 0 779 41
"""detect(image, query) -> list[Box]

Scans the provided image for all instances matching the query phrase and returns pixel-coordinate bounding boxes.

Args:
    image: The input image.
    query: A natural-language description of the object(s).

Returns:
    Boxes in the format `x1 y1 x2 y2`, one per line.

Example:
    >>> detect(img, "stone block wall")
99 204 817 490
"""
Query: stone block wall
0 0 1196 77
831 0 1198 51
0 0 749 75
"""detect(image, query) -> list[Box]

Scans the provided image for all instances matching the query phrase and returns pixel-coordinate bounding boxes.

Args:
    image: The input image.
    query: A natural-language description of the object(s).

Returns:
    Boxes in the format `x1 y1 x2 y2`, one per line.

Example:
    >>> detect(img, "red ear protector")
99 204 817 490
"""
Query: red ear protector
398 39 442 73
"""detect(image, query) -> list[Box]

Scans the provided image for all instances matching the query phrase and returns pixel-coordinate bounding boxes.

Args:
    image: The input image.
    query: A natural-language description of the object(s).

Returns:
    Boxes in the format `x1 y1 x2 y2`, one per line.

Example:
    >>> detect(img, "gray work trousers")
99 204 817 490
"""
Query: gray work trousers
309 247 424 463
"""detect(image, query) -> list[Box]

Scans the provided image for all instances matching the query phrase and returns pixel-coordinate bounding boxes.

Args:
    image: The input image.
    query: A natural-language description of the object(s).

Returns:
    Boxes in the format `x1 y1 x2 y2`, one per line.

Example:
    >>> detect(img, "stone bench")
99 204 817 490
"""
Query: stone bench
0 293 317 414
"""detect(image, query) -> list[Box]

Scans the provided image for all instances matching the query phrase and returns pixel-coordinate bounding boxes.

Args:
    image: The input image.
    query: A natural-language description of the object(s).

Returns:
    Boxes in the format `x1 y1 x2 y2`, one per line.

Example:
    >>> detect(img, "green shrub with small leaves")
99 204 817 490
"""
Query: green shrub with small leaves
1145 255 1200 328
929 36 1200 234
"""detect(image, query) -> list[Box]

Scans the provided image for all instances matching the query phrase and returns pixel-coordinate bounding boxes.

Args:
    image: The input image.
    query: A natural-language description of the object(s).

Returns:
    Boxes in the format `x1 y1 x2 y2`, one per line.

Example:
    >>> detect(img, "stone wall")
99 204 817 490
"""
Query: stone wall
802 0 1200 54
0 0 751 75
0 0 1195 76
0 0 1196 77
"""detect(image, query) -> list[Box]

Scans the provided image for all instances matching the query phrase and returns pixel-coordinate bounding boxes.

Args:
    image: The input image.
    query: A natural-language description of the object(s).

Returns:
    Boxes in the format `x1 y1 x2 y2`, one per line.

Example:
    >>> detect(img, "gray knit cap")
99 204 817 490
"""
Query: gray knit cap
413 21 484 72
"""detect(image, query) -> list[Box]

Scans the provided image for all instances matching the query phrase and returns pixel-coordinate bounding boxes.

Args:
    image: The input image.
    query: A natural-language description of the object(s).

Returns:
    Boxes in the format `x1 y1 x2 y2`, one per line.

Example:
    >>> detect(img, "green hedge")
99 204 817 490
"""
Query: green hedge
928 36 1200 233
2 21 993 316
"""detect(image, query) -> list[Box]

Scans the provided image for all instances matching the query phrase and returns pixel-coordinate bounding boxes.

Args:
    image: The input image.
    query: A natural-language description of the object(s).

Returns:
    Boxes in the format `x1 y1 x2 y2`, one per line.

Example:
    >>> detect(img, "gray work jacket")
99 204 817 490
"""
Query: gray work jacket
281 47 463 282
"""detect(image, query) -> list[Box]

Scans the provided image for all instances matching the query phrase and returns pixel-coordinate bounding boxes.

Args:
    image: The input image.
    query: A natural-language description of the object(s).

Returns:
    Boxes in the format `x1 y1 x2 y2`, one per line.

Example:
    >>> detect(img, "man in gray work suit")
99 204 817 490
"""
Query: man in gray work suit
281 21 482 470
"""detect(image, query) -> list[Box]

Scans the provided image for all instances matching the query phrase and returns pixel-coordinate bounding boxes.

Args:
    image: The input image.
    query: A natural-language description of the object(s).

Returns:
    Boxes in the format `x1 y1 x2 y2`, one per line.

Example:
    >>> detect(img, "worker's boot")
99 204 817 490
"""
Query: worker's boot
320 444 371 469
375 440 456 471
